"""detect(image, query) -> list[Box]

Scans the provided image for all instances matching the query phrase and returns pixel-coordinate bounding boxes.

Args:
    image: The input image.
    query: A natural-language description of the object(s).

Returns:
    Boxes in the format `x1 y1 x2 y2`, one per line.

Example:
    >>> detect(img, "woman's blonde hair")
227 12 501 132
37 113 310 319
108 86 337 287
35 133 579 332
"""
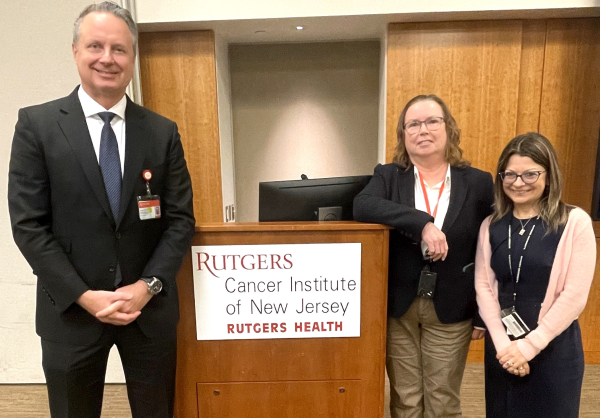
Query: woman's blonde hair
490 132 569 231
392 94 469 169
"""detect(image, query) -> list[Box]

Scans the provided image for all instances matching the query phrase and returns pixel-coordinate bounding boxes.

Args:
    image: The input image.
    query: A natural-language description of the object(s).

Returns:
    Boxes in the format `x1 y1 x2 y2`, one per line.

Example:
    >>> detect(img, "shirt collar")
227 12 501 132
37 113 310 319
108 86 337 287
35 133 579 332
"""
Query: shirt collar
78 85 127 121
414 164 452 188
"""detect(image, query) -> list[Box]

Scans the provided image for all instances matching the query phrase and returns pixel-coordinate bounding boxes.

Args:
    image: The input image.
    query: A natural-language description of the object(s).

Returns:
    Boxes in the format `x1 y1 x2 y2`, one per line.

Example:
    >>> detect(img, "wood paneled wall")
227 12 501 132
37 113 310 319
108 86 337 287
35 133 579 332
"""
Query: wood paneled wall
581 238 600 363
386 20 523 174
539 19 600 212
138 31 223 223
387 18 600 362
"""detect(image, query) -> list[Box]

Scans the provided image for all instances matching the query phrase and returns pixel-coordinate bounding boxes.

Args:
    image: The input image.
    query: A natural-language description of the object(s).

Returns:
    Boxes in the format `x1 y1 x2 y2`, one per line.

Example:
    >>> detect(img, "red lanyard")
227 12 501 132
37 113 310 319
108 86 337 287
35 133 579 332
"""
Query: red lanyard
418 172 446 219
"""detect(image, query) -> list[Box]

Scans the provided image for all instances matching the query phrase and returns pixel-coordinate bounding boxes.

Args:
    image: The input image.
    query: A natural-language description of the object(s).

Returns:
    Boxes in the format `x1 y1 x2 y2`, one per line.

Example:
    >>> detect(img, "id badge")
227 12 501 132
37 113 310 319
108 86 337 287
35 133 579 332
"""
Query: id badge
137 195 161 220
500 307 530 338
418 270 437 299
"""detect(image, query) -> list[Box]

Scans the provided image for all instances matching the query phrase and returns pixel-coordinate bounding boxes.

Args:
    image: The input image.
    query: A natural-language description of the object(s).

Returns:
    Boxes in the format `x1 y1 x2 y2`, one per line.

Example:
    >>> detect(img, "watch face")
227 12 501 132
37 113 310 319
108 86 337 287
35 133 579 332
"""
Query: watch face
152 279 163 293
146 278 162 295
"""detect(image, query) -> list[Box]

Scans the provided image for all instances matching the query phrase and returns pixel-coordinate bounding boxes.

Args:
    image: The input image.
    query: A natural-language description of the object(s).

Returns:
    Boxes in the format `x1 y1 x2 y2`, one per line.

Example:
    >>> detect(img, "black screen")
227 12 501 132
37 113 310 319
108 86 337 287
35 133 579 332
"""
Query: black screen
259 175 372 222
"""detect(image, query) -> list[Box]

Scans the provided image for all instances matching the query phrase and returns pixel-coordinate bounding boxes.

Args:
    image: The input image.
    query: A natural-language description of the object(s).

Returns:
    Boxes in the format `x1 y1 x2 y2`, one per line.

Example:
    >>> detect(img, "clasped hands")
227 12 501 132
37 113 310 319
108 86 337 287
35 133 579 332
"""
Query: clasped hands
497 341 530 377
77 280 152 326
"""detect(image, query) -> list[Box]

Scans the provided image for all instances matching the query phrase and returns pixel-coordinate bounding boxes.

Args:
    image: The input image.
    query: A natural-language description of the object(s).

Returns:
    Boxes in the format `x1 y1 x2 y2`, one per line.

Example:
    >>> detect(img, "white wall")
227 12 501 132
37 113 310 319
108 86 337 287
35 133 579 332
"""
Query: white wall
137 0 599 23
0 0 125 383
230 41 380 222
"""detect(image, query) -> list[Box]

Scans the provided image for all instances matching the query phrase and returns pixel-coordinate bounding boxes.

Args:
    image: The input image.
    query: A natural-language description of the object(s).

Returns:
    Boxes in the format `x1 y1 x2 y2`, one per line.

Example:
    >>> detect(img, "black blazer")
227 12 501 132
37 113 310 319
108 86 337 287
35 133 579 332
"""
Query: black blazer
8 88 195 344
354 163 493 324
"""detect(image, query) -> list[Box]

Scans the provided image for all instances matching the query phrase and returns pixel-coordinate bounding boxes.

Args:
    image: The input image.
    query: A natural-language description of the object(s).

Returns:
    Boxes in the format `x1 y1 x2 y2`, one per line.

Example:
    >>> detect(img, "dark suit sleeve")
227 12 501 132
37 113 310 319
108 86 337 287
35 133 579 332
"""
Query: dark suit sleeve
483 172 495 216
353 164 433 242
140 122 195 288
8 108 90 312
473 171 495 329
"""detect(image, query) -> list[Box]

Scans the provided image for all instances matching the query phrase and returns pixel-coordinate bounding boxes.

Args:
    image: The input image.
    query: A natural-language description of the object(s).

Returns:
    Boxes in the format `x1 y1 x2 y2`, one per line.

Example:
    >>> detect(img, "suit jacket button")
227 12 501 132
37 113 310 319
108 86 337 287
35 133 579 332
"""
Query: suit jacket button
109 266 115 272
115 232 121 239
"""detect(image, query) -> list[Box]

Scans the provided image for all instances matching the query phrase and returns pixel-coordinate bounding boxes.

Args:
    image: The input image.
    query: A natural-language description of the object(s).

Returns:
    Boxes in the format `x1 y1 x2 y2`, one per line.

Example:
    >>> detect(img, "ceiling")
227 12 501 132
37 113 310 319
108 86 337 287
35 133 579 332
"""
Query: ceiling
138 7 600 43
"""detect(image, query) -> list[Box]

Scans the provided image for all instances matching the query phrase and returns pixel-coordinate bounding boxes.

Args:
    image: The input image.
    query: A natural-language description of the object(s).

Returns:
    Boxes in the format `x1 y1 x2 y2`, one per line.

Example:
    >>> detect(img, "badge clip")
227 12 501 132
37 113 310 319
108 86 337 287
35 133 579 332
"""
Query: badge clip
143 169 153 195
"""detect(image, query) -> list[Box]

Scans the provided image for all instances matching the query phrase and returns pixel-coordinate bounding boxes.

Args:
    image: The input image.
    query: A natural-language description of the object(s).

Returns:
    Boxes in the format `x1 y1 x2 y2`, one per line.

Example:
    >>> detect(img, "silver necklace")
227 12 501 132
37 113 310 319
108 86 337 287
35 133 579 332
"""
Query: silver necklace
517 216 536 235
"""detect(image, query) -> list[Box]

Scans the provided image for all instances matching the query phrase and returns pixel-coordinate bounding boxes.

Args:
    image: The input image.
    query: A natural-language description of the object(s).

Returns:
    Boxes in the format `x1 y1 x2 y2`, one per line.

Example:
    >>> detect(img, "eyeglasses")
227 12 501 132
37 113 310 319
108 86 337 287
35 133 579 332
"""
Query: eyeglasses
498 170 546 184
404 117 444 135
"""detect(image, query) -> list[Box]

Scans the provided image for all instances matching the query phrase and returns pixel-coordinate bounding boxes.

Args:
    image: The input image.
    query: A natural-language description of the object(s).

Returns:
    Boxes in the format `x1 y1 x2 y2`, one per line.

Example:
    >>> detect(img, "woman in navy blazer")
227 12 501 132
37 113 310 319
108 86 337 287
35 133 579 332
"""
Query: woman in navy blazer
354 94 494 418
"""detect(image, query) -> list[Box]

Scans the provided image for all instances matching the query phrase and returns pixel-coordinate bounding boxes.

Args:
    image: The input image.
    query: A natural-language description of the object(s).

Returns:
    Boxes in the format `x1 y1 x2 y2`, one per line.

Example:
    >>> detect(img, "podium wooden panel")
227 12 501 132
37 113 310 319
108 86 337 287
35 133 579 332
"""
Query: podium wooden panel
174 222 390 418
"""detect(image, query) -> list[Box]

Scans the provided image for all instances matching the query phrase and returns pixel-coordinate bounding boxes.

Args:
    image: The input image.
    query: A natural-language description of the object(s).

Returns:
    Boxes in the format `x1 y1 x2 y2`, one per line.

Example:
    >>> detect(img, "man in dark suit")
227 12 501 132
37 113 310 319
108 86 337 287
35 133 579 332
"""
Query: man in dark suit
7 2 195 417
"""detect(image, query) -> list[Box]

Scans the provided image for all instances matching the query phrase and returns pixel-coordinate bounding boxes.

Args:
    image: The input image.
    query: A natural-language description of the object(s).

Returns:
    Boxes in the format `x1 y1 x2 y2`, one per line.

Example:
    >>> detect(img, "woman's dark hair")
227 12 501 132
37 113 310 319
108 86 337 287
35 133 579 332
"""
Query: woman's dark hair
491 132 568 231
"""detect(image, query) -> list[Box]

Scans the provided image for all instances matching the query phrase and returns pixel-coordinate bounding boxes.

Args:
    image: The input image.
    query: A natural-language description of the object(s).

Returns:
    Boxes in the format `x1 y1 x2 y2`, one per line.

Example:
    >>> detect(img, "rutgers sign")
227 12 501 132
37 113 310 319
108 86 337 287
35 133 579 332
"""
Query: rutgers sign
191 243 362 340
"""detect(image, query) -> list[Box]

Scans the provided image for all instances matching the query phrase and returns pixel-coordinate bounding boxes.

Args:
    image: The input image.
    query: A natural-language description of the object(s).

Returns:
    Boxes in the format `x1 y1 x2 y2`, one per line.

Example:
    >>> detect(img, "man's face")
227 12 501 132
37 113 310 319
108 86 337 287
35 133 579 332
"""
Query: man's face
72 12 135 104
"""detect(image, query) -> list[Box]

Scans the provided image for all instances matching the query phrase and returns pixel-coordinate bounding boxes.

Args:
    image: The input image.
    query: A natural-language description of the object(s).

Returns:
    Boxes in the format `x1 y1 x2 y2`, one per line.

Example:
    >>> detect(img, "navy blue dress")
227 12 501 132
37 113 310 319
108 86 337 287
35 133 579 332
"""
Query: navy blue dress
484 213 584 418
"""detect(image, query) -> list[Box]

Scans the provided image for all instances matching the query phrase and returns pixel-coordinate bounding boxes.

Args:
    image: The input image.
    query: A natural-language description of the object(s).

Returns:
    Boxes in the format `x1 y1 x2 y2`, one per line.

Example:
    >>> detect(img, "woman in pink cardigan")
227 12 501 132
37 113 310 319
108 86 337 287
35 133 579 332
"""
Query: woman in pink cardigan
475 132 595 418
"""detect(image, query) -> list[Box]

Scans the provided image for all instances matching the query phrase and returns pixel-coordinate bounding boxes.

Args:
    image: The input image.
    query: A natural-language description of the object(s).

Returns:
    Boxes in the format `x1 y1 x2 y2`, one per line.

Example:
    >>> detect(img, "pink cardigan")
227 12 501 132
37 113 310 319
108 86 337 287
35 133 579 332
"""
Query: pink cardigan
475 207 596 361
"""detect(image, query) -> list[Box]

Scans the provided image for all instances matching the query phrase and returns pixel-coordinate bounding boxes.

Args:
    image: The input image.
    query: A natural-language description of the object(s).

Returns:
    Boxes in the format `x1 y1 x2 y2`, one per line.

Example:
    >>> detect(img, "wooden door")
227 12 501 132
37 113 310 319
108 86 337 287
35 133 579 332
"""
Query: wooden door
139 30 224 223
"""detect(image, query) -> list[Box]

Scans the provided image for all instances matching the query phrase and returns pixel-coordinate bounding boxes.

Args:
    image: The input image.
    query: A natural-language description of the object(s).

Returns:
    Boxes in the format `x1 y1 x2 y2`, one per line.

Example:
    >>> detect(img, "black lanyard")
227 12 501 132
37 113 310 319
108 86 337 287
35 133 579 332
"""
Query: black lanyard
507 220 536 305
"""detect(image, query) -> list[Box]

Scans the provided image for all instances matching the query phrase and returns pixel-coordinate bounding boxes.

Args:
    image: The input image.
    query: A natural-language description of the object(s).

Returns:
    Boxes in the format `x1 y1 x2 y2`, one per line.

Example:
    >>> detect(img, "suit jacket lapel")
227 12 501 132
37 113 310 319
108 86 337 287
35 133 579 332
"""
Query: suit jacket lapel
441 166 467 232
117 99 148 228
397 166 416 208
57 89 115 226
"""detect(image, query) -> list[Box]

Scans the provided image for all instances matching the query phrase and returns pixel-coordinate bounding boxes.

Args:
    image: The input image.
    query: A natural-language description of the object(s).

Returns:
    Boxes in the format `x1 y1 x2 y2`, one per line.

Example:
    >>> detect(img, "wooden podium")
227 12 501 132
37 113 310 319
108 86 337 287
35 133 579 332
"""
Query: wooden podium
174 222 390 418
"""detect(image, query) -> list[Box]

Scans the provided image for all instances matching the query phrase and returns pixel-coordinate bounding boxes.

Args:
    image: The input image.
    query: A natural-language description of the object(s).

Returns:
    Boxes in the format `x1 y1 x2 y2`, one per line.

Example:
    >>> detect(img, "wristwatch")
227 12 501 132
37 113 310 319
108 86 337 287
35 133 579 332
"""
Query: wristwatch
141 277 163 295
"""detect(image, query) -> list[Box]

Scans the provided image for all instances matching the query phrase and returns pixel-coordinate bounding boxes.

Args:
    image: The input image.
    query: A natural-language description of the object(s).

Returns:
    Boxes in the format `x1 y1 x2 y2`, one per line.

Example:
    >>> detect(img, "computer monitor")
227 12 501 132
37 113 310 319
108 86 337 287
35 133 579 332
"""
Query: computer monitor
258 175 372 222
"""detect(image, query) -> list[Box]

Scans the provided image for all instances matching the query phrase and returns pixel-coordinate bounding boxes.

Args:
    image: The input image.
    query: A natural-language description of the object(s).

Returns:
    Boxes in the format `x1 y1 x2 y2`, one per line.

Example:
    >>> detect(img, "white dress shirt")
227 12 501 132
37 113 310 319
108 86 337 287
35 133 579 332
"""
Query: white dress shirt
414 165 452 256
78 86 127 176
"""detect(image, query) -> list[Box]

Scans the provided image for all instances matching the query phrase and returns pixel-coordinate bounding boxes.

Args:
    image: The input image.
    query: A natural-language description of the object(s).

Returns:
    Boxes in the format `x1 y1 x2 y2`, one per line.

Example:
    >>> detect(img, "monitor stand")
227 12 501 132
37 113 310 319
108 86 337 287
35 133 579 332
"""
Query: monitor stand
317 206 342 221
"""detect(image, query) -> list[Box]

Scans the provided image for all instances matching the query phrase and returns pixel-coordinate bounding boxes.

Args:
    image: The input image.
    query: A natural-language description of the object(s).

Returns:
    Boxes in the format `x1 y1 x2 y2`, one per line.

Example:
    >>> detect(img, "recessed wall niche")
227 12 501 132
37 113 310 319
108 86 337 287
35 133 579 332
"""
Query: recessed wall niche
230 41 381 222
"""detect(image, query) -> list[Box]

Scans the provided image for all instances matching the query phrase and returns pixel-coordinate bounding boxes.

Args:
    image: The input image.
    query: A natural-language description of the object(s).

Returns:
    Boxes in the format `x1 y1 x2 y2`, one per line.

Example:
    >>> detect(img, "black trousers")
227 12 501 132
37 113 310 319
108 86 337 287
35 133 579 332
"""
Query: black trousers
41 321 177 418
